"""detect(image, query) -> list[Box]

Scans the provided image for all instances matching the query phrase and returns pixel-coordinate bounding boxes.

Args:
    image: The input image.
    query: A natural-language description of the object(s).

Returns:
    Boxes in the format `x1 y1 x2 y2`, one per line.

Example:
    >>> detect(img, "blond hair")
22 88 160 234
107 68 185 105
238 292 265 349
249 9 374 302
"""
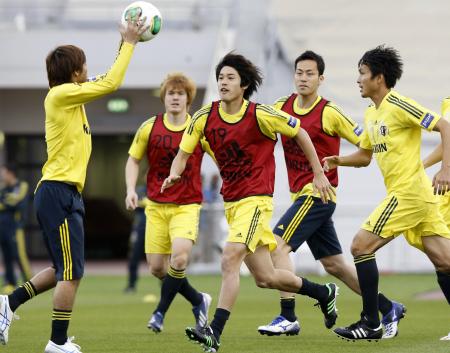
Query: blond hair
159 72 197 107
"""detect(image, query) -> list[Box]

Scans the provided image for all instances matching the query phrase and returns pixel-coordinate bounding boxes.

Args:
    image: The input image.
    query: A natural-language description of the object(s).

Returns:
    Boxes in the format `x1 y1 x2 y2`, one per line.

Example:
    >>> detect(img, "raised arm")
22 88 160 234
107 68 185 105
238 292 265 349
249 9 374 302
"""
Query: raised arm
293 128 335 203
55 17 149 107
160 149 192 193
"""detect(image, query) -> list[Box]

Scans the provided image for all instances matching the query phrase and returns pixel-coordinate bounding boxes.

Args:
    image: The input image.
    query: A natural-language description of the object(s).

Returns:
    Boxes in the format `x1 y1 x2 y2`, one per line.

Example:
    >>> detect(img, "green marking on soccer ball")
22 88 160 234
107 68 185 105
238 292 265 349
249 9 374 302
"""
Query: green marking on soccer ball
124 7 142 22
151 16 162 35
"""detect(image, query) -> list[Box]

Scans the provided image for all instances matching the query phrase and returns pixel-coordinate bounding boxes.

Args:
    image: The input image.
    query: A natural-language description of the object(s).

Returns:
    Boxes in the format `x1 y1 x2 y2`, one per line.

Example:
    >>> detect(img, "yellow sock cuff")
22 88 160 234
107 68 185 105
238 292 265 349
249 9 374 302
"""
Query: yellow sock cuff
354 254 376 264
168 266 186 279
52 309 72 321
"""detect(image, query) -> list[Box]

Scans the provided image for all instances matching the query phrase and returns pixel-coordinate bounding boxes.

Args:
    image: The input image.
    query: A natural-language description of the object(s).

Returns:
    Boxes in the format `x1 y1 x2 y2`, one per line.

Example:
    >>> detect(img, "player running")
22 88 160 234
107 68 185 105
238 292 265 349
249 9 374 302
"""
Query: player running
325 46 450 341
162 52 338 352
423 96 450 341
257 50 405 339
125 72 211 333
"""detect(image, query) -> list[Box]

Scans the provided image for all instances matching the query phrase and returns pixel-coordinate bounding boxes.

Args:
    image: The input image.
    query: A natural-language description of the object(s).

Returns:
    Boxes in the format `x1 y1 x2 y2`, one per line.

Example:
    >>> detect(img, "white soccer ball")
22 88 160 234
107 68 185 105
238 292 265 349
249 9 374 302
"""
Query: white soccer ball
121 1 162 42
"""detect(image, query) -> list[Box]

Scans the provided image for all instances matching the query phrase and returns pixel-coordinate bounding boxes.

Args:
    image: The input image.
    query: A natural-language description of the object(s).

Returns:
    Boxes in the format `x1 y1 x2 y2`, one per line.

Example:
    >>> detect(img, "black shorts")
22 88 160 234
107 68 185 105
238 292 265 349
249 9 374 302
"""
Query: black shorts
273 195 342 260
34 181 85 281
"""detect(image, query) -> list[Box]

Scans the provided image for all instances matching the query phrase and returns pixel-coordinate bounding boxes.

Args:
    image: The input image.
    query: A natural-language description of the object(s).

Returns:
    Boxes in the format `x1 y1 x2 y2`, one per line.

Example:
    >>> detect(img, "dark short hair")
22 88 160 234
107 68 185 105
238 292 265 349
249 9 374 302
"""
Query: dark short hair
358 45 403 88
46 45 86 88
215 52 263 100
294 50 325 75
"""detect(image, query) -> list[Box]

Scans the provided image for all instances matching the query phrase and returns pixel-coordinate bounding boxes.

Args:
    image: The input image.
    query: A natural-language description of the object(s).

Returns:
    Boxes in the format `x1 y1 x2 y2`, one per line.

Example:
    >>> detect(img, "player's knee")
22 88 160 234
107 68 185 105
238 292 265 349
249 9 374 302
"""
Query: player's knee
221 257 238 275
253 272 276 289
272 242 290 259
221 249 245 274
254 277 270 289
323 262 342 277
150 266 166 279
435 261 450 274
170 252 189 269
350 237 367 257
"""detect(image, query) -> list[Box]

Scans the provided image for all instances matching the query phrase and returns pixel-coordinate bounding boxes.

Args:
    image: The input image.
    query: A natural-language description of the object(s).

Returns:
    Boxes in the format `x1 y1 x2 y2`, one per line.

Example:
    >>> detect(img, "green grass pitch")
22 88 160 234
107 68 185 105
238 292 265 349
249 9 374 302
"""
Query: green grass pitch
6 274 450 353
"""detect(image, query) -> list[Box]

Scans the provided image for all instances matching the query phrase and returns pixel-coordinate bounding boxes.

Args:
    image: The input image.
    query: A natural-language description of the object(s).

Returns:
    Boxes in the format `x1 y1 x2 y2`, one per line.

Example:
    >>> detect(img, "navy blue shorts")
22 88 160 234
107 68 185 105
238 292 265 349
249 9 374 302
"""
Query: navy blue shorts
273 195 342 260
34 181 85 281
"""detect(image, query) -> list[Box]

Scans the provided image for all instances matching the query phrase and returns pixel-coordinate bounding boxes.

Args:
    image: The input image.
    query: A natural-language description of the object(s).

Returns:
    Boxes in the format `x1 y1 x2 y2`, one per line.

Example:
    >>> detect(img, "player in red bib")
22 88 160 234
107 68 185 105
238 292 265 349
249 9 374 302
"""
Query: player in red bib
125 73 211 334
162 53 336 352
257 51 404 339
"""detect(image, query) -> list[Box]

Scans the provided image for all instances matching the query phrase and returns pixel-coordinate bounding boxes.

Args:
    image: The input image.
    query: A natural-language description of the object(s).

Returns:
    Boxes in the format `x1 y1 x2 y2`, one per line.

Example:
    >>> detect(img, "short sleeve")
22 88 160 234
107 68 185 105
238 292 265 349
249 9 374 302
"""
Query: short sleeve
389 95 441 132
179 105 210 154
272 96 290 110
323 104 362 145
128 117 155 160
255 104 300 140
359 129 372 150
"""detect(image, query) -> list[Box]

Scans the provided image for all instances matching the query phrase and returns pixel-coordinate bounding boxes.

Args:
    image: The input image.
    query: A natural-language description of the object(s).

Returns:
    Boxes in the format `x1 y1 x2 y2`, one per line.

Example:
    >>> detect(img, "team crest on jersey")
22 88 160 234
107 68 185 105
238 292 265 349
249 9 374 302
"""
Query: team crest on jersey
353 125 363 136
420 113 435 128
378 122 389 136
287 116 297 128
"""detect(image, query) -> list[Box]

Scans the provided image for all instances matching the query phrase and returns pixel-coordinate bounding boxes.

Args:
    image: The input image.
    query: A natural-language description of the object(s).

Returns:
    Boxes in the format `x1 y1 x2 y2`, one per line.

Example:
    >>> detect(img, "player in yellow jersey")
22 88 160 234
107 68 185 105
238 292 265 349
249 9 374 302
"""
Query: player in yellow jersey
0 17 148 353
125 72 211 334
423 97 450 341
162 53 337 352
324 46 450 341
257 50 404 339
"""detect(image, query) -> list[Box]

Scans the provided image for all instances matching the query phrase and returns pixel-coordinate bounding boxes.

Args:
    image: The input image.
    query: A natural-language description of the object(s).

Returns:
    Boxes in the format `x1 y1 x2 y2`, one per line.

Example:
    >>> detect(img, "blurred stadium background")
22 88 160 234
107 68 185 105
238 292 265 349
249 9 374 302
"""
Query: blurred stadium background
1 0 450 275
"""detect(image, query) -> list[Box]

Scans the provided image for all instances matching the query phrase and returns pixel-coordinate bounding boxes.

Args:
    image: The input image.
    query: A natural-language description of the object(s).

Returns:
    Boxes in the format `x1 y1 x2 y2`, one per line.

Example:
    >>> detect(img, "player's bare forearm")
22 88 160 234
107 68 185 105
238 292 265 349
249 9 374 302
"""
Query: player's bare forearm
436 119 450 171
294 128 334 202
340 148 372 167
125 156 140 210
294 128 324 175
324 148 372 171
125 156 140 193
423 143 442 169
431 119 450 194
161 149 191 193
170 149 190 177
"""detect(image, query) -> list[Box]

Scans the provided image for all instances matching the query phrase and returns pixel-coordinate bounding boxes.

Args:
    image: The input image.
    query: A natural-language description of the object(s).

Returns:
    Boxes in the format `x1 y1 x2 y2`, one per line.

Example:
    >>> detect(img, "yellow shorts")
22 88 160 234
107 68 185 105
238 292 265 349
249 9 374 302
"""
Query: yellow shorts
439 193 450 228
145 201 201 254
224 196 277 253
361 194 450 251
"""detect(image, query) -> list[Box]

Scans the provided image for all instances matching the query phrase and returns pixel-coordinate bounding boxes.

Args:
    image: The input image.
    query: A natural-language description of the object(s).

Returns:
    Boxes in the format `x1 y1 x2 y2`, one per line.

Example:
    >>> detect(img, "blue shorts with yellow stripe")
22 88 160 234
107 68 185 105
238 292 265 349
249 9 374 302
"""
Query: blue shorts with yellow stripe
34 181 85 281
273 195 342 260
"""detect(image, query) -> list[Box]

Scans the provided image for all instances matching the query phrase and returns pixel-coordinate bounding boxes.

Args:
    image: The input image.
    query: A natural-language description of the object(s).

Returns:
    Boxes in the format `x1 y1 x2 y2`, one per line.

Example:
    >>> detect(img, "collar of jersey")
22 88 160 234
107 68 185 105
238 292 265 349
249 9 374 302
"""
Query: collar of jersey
375 89 395 110
293 95 322 116
163 113 190 132
218 99 249 123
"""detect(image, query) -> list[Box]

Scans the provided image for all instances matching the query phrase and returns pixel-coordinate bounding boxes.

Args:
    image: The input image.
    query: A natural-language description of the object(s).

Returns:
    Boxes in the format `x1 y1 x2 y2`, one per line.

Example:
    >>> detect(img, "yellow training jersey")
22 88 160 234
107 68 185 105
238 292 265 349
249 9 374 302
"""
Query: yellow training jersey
180 99 300 155
40 42 135 193
360 90 440 201
274 95 362 201
442 97 450 118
